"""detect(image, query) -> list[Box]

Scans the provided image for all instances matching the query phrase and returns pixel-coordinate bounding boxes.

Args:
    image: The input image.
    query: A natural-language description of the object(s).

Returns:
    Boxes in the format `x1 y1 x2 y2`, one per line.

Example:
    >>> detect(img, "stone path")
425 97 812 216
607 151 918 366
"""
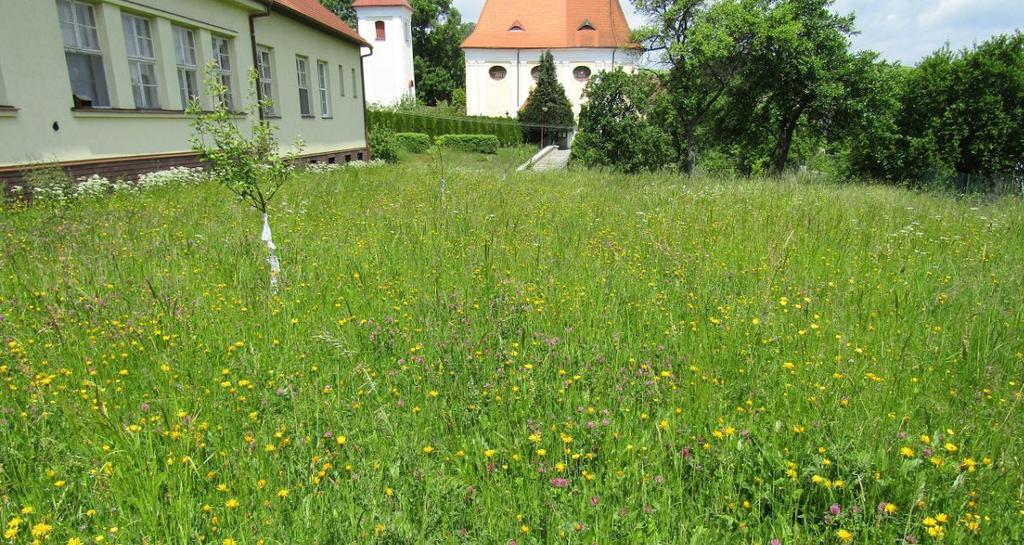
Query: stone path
532 149 571 171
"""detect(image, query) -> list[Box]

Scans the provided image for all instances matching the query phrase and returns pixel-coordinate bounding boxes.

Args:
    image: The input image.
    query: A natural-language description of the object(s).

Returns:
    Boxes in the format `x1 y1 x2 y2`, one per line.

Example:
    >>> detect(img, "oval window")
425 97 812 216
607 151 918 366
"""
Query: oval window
530 66 541 80
489 66 507 81
573 66 592 81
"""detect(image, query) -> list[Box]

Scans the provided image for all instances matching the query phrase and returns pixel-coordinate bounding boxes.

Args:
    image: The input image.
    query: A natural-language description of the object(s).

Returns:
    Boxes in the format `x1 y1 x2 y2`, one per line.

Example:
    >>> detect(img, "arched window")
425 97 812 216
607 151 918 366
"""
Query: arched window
489 66 507 81
508 20 525 32
573 66 592 81
375 21 386 41
578 19 596 31
530 66 541 80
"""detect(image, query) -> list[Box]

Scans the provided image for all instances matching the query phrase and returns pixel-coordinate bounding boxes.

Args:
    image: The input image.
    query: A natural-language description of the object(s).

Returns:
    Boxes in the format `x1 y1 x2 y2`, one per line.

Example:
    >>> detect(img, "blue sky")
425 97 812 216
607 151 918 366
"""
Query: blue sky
451 0 1023 65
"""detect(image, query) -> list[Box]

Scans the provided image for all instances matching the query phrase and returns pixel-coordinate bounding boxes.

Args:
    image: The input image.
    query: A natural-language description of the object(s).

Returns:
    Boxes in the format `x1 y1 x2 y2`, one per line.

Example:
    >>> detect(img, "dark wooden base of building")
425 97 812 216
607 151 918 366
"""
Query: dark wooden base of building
1 147 372 195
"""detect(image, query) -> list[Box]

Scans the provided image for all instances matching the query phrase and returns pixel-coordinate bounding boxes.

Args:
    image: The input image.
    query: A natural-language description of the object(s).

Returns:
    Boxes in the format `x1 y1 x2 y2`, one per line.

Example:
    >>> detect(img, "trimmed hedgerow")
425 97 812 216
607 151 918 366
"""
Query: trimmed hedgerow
394 132 432 153
369 109 522 147
435 134 499 154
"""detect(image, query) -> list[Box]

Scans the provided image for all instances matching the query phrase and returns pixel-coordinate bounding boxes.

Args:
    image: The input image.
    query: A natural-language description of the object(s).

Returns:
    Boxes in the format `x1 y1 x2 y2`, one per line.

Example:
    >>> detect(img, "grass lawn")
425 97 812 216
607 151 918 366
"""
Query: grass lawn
397 144 537 173
1 162 1022 545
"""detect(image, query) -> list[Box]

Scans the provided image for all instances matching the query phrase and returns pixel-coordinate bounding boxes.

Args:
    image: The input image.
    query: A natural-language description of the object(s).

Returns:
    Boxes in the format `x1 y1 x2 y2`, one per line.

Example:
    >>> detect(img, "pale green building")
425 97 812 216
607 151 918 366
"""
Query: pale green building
0 0 372 184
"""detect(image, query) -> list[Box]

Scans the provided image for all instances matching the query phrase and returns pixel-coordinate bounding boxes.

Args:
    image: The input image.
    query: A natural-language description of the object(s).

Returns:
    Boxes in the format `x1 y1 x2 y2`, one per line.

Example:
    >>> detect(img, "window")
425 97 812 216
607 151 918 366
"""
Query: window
375 21 386 41
578 19 596 31
573 65 592 81
256 47 275 116
296 56 311 116
173 26 199 109
489 66 507 81
57 0 110 107
530 65 541 80
317 61 331 118
211 36 233 109
404 18 411 43
508 20 525 32
123 14 159 109
351 67 358 99
338 65 345 97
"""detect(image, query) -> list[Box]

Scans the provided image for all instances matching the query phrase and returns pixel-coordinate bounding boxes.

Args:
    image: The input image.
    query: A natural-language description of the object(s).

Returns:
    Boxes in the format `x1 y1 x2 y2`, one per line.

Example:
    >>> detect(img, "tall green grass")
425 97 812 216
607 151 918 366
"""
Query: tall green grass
1 165 1022 545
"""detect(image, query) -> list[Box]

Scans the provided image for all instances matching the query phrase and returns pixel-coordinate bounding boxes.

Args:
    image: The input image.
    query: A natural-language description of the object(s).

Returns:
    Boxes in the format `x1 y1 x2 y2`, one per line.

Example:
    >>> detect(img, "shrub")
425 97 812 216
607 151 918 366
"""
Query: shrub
368 127 400 163
435 134 499 154
571 70 675 173
394 132 432 153
451 88 466 114
368 109 522 147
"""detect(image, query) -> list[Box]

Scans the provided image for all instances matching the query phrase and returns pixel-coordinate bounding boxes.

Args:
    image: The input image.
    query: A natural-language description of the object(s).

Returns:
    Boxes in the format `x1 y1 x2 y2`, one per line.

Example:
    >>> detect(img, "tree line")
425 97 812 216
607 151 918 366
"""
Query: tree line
572 0 1023 190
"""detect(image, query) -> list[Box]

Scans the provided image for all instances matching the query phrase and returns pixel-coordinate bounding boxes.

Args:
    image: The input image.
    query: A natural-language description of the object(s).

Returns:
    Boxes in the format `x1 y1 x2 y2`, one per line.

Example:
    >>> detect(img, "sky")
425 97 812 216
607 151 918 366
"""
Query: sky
451 0 1023 65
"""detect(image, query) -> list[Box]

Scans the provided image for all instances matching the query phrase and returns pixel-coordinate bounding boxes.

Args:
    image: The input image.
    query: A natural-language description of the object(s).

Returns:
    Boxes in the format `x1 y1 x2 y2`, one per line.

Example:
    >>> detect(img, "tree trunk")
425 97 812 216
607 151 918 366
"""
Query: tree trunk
685 123 698 175
770 107 804 176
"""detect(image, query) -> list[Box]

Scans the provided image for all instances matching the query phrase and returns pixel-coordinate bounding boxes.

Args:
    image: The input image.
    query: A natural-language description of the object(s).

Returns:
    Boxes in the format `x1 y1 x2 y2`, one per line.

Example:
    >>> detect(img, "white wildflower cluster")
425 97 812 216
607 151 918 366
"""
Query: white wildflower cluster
30 166 207 204
304 159 384 175
136 166 207 189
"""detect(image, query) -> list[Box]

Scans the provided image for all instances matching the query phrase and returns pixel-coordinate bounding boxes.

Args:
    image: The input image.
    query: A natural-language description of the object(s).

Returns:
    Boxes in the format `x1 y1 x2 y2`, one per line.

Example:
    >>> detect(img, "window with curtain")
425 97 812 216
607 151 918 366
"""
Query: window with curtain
211 36 233 109
122 14 159 108
317 61 331 118
257 47 275 116
173 26 199 109
296 56 311 116
57 0 110 107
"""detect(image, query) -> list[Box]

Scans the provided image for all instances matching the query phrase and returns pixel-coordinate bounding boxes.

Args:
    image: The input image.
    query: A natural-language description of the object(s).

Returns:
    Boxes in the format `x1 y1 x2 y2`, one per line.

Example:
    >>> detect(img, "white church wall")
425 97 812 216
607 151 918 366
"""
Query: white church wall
464 48 637 118
356 6 416 106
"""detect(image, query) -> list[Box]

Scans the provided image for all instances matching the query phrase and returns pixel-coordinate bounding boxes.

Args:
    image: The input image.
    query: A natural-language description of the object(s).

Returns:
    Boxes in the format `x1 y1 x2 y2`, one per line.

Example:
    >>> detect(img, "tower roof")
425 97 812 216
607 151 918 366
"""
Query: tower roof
352 0 413 9
270 0 370 47
461 0 632 49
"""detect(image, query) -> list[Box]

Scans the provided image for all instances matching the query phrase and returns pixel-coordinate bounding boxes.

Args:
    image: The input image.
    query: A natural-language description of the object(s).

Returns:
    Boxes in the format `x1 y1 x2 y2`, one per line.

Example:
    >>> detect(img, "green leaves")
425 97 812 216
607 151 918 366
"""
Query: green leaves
519 51 576 144
572 70 675 173
188 66 302 215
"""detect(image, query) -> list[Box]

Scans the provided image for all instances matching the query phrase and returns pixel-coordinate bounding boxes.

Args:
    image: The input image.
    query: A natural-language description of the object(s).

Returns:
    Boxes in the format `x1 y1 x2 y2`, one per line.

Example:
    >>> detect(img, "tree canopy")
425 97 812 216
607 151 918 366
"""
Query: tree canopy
574 0 1023 191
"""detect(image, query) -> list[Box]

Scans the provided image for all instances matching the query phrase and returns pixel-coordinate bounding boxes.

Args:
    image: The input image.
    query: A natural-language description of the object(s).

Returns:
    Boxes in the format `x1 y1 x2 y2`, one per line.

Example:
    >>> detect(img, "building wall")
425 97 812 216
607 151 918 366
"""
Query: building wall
254 12 367 156
355 6 415 106
0 0 367 176
464 48 637 118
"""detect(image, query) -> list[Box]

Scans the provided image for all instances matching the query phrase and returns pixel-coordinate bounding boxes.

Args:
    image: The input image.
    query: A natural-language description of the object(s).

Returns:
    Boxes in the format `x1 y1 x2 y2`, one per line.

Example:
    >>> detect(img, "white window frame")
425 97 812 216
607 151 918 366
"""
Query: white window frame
57 0 110 107
317 60 331 118
211 36 233 109
296 56 311 116
256 46 275 116
122 13 160 109
173 26 199 109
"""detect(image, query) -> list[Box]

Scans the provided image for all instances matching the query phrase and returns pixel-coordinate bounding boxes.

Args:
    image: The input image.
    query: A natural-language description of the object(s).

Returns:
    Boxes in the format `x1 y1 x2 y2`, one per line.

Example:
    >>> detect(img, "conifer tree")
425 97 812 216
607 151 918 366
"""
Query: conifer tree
519 51 575 145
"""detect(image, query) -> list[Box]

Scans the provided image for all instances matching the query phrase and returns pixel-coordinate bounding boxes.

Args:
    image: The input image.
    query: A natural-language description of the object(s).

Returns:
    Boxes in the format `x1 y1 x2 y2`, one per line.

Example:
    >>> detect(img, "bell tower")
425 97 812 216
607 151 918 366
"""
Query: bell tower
353 0 416 105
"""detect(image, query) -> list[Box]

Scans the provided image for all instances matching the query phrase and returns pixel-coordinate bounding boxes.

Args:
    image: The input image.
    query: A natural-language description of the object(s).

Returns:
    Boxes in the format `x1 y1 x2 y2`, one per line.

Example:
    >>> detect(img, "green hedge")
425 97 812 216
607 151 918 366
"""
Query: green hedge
394 132 432 153
435 134 499 154
369 109 522 147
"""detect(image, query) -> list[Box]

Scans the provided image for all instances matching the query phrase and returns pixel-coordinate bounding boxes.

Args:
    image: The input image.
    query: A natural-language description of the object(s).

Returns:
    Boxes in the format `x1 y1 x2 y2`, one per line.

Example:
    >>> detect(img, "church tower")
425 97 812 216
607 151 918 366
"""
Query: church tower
353 0 416 105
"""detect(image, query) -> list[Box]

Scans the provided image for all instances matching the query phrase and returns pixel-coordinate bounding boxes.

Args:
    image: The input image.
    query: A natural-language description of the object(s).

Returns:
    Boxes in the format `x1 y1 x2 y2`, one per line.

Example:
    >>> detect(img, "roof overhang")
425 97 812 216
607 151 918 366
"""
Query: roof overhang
256 1 372 48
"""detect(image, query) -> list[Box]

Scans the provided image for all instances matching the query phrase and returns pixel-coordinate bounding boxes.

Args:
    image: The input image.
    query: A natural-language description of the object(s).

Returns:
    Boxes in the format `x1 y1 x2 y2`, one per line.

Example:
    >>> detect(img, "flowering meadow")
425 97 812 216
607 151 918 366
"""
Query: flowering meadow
1 164 1022 545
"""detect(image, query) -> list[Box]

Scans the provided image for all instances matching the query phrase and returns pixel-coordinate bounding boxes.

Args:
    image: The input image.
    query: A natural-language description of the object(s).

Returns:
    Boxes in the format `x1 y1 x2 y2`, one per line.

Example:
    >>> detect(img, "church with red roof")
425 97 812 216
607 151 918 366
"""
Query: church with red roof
461 0 637 117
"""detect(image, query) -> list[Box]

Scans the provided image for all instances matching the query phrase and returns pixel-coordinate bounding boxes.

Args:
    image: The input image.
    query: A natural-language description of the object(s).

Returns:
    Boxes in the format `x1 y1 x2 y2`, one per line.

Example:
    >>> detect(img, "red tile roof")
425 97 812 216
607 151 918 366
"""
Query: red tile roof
352 0 413 8
270 0 371 47
462 0 632 49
